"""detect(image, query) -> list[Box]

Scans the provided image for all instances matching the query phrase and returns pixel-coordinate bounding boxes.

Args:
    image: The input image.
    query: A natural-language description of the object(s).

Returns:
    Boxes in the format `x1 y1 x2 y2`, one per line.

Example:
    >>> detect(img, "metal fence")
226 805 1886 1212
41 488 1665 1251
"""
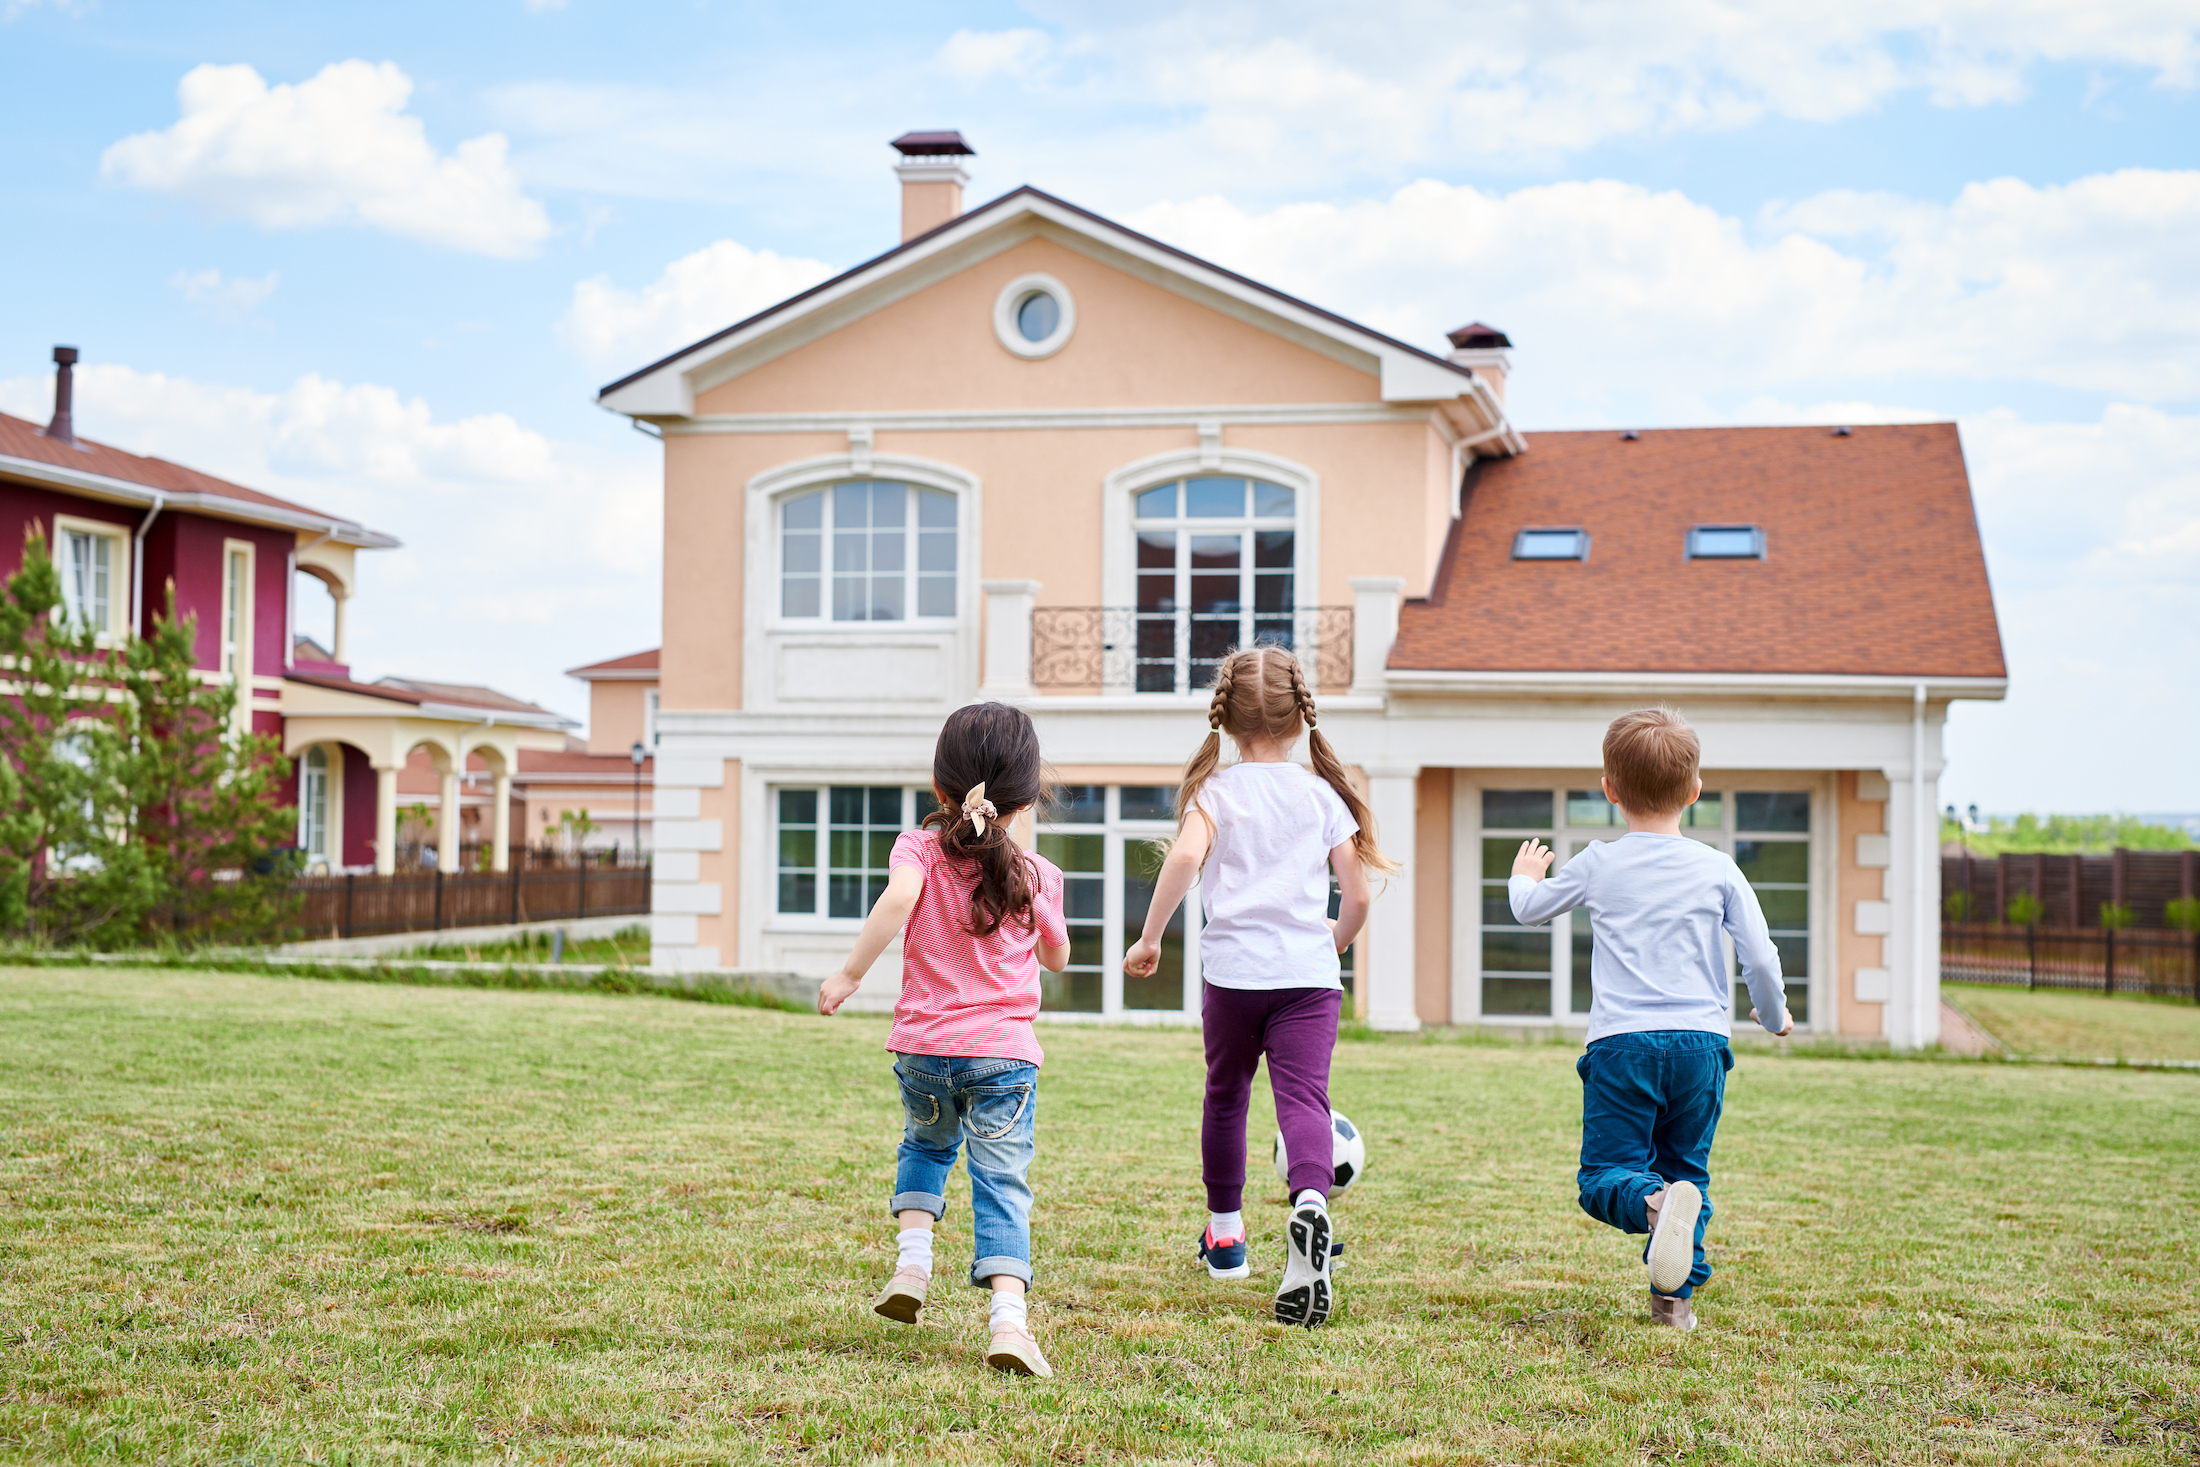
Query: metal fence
294 857 650 941
1942 921 2200 1000
1030 606 1353 695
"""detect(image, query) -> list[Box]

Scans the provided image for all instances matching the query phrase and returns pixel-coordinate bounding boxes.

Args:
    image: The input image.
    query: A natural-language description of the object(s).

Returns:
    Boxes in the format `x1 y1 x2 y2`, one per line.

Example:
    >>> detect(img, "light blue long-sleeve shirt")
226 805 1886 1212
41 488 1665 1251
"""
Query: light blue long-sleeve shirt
1508 832 1789 1043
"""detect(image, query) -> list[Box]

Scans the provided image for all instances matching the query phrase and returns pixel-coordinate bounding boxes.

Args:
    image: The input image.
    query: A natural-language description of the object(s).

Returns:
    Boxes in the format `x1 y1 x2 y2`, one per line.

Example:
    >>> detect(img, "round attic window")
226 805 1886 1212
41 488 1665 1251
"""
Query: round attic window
993 273 1075 359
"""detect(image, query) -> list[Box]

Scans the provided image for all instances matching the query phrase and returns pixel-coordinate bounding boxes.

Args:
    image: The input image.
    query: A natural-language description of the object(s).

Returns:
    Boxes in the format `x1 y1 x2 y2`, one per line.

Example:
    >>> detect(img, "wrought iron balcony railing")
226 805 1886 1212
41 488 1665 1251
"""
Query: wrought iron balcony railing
1031 606 1353 695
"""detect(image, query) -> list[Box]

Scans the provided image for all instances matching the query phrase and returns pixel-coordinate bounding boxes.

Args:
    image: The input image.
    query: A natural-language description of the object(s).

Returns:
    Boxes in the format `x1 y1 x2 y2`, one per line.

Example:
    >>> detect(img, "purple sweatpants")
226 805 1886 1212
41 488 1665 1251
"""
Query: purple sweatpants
1200 983 1342 1211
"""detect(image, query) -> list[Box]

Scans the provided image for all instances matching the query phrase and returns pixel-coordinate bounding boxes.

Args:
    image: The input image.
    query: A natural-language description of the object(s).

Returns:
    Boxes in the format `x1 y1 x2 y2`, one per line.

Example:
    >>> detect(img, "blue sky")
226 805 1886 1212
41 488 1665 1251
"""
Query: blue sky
2 0 2195 812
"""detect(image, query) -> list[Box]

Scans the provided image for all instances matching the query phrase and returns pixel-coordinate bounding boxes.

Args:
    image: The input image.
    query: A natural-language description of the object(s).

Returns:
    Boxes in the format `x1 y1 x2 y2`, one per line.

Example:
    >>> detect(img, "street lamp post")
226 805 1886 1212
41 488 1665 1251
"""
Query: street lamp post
630 741 646 860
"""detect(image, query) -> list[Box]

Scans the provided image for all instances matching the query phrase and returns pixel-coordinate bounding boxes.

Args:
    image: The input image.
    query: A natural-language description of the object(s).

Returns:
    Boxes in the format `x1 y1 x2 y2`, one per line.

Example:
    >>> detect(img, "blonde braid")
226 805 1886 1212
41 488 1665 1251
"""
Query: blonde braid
1284 654 1318 731
1207 659 1237 730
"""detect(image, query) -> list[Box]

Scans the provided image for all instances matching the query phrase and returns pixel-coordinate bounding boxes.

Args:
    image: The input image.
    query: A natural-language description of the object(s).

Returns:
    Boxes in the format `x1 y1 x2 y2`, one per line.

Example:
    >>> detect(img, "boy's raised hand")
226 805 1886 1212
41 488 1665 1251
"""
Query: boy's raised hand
1512 839 1554 881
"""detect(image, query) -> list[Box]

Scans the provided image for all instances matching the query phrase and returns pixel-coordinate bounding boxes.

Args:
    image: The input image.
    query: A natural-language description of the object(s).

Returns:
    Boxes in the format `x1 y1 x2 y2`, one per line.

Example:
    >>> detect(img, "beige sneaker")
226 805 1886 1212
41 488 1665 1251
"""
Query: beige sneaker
1649 1292 1697 1330
872 1267 930 1324
984 1324 1054 1378
1644 1180 1701 1294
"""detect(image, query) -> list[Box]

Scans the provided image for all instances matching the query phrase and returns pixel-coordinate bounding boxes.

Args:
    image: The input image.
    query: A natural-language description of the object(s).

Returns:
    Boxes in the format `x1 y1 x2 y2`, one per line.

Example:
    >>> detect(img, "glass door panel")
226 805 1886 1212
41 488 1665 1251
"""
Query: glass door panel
1480 834 1551 1016
1122 836 1186 1010
1036 831 1105 1012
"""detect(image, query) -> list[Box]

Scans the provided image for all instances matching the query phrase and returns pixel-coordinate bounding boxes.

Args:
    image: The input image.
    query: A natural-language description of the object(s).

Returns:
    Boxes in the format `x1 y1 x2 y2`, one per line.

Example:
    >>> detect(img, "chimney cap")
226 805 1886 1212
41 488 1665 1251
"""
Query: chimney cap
891 130 975 157
53 345 79 365
1445 322 1513 350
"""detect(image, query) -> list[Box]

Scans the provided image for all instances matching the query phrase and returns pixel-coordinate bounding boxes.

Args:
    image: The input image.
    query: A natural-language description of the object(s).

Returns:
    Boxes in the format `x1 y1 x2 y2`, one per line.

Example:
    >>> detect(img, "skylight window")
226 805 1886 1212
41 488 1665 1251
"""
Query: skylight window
1687 525 1765 560
1512 528 1589 561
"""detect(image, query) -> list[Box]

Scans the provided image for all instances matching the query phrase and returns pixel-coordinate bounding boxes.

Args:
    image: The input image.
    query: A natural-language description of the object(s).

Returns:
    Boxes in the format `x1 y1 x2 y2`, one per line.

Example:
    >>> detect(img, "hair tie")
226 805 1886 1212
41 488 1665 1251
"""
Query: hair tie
963 782 999 836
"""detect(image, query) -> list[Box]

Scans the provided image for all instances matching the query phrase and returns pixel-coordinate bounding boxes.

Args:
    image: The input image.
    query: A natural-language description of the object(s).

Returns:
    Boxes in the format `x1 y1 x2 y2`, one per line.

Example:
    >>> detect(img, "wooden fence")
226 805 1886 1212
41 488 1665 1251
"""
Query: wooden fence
1942 848 2198 929
293 859 650 941
1942 921 2200 1000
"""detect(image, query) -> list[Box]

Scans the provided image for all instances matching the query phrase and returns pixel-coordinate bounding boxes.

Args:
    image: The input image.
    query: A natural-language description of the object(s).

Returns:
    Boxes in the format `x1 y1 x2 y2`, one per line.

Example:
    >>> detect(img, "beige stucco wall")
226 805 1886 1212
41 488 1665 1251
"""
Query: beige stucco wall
586 681 654 756
1415 768 1453 1026
1838 770 1887 1036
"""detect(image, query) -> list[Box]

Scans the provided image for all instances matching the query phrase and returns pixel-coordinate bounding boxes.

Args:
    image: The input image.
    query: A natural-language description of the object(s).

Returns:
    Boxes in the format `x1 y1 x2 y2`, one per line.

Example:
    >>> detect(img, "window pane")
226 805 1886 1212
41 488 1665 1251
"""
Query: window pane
1253 573 1294 614
868 787 902 824
868 576 904 620
834 482 870 526
1690 526 1760 558
1037 832 1105 873
1481 888 1516 926
1682 795 1724 828
1483 837 1533 880
1482 929 1551 972
781 789 817 825
1566 789 1617 826
1016 291 1060 342
829 787 866 825
1772 934 1808 978
870 527 905 573
870 482 906 526
1757 888 1810 927
1124 840 1185 1010
1120 786 1174 821
1482 976 1552 1016
917 531 955 573
917 488 956 528
828 830 865 867
1253 530 1294 569
827 874 868 919
1041 971 1103 1013
1734 840 1809 884
1483 789 1553 830
1572 926 1594 1013
1136 483 1178 518
917 577 955 617
912 788 941 824
1138 530 1175 569
778 828 816 867
781 577 819 618
1185 476 1245 517
1514 529 1587 560
1189 534 1239 570
833 530 867 573
1062 876 1104 921
1190 579 1238 618
1737 791 1810 832
778 873 815 913
782 531 820 575
1252 480 1295 517
1043 785 1105 824
784 491 823 530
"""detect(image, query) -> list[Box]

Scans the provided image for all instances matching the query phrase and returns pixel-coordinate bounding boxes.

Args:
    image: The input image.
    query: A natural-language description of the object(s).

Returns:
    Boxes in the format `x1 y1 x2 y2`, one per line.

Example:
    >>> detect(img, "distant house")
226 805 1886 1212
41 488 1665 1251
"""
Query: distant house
2 346 572 876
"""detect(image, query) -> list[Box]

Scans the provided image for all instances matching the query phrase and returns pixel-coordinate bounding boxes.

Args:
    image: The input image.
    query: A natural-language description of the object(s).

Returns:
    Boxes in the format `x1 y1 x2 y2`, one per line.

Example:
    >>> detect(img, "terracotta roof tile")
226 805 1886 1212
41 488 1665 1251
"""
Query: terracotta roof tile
566 648 660 676
1390 424 2006 679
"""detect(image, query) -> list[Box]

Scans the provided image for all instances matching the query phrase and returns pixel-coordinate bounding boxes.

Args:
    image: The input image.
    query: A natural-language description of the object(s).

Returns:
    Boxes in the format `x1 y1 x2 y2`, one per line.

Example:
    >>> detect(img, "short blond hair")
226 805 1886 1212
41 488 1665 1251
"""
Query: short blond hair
1603 708 1700 815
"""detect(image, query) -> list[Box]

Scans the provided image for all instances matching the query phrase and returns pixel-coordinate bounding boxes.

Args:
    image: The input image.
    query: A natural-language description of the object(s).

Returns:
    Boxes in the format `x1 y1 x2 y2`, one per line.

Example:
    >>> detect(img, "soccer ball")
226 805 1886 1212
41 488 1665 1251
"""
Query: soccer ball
1271 1110 1367 1196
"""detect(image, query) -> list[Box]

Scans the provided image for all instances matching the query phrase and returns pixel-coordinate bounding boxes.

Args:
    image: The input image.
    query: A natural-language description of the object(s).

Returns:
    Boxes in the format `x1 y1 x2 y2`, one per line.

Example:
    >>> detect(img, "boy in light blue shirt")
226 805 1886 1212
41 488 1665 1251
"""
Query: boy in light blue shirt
1510 707 1792 1330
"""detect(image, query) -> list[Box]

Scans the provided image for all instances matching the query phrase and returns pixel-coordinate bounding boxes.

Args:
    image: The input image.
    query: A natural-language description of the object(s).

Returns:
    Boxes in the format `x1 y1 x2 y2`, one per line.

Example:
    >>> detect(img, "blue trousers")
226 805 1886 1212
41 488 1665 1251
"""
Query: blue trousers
888 1054 1038 1288
1576 1029 1732 1299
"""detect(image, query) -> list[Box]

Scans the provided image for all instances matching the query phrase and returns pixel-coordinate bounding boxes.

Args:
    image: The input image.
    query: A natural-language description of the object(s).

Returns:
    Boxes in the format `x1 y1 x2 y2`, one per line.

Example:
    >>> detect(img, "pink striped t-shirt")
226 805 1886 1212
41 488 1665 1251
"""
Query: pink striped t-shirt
886 829 1067 1066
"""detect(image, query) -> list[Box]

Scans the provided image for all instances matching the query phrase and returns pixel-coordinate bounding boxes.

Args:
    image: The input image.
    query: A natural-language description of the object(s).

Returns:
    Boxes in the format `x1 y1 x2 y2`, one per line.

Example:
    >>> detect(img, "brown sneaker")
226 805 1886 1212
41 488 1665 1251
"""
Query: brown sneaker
984 1324 1054 1377
1649 1293 1697 1330
872 1267 930 1324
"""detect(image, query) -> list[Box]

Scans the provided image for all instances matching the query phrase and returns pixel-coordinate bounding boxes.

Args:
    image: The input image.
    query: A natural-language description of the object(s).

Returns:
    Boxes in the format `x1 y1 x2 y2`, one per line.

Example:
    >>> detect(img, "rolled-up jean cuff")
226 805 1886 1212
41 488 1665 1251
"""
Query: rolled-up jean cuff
970 1255 1032 1289
890 1190 946 1219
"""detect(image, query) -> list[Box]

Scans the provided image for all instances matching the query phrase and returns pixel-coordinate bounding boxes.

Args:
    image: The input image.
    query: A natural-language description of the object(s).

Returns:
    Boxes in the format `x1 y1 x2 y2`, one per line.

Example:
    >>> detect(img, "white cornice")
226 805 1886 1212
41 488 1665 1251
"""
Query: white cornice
0 452 398 548
666 401 1443 435
1382 669 2009 701
567 667 660 682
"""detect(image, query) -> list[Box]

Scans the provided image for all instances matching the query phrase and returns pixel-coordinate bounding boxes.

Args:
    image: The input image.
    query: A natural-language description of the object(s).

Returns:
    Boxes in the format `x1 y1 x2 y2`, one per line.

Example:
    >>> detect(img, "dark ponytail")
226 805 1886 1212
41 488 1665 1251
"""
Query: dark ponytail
923 701 1047 937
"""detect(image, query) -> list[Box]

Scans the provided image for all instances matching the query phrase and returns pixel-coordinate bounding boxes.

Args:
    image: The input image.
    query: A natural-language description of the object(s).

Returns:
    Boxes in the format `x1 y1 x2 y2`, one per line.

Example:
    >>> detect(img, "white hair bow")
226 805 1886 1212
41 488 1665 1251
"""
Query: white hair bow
963 782 999 835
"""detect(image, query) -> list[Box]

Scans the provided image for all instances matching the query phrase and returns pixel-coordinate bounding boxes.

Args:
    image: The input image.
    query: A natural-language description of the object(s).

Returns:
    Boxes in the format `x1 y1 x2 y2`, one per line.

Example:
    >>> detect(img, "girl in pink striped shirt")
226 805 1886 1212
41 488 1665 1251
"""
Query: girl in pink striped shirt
818 702 1070 1378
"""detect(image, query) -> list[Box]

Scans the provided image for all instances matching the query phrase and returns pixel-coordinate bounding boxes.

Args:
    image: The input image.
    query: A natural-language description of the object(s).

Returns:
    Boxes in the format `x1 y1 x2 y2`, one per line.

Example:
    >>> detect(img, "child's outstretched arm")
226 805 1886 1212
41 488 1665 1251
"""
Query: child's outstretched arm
1329 840 1371 952
1123 812 1210 978
1508 839 1589 925
818 863 923 1015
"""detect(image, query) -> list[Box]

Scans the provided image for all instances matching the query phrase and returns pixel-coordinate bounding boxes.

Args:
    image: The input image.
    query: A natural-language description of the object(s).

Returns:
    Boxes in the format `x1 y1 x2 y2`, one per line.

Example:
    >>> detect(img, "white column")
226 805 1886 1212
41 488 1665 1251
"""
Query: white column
491 769 512 873
1348 576 1404 697
980 579 1041 698
438 764 462 874
374 765 399 875
331 591 348 664
1881 689 1944 1050
1364 767 1421 1032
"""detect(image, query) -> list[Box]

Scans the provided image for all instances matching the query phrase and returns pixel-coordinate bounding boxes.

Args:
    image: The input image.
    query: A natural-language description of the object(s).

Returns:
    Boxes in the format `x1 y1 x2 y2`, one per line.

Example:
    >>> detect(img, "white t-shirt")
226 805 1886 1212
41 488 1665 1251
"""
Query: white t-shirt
1192 761 1359 990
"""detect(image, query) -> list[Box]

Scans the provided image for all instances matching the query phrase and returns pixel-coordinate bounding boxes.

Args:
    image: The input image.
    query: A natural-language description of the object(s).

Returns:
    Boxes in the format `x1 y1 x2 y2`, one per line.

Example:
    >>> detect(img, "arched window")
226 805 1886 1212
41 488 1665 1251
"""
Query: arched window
298 747 329 862
1131 475 1297 692
779 480 957 622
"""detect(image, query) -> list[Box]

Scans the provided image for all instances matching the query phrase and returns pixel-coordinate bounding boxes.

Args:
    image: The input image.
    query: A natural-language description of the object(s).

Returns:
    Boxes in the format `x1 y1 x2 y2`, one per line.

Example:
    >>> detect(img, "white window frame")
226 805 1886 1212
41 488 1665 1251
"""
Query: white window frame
769 783 936 928
51 515 129 642
1101 446 1324 696
774 478 961 627
992 272 1076 359
298 745 332 865
1034 784 1200 1023
1128 473 1303 696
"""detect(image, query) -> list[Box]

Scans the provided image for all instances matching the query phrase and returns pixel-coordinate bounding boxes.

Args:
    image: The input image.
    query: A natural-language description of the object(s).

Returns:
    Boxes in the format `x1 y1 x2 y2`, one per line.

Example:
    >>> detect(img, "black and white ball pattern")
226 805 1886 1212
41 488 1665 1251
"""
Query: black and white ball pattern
1271 1109 1367 1196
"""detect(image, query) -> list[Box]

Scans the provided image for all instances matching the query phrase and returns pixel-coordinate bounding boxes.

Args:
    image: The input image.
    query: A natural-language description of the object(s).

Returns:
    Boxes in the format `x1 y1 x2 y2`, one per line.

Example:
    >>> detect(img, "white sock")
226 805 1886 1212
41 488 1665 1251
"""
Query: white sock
1209 1210 1245 1241
988 1291 1028 1333
1294 1189 1326 1211
896 1228 933 1276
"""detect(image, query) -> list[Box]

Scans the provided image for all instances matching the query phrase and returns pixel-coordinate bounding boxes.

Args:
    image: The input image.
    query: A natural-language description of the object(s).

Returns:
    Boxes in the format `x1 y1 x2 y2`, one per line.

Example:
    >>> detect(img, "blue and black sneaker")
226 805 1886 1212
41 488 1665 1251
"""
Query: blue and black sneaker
1198 1223 1250 1280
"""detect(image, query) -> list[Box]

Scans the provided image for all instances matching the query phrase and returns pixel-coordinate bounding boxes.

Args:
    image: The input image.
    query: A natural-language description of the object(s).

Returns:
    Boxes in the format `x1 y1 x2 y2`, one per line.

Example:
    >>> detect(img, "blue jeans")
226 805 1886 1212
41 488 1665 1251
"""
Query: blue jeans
889 1055 1038 1288
1576 1029 1733 1299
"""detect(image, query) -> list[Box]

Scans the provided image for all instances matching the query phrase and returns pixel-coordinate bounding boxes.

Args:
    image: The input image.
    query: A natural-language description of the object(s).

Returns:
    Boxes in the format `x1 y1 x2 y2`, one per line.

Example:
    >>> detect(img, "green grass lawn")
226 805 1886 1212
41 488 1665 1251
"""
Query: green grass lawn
3 966 2197 1464
1947 983 2200 1064
402 924 651 968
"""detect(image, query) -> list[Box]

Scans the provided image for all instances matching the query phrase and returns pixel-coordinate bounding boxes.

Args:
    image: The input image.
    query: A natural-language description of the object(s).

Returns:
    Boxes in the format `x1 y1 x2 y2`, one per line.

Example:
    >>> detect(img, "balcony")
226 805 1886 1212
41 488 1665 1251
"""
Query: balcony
1028 606 1354 695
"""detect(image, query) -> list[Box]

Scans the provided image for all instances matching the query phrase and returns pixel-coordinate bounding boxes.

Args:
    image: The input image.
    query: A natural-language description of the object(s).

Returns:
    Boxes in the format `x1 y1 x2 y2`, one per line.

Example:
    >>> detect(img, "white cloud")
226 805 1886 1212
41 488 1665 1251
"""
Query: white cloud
0 363 657 721
561 238 836 369
1124 168 2200 422
167 267 278 316
101 61 552 258
939 28 1054 82
1943 405 2200 810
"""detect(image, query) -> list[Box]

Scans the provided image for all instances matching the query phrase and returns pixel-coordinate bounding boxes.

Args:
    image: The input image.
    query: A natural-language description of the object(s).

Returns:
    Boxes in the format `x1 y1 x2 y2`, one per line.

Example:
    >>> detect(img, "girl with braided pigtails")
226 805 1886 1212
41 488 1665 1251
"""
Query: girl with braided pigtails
1124 646 1395 1327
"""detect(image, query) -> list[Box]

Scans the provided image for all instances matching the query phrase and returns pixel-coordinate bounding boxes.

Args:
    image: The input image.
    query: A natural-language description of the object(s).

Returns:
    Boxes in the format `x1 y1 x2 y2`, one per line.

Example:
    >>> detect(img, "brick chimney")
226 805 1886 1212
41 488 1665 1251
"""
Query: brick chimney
44 345 80 446
891 130 974 242
1445 323 1513 403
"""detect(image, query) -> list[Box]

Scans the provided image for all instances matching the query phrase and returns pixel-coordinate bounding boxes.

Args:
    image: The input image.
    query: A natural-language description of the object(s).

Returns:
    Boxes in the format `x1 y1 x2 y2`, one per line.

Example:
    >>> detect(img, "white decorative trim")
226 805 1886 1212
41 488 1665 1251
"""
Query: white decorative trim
847 425 873 475
1385 669 2009 701
992 272 1076 359
743 450 983 710
667 401 1437 435
1100 445 1323 683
